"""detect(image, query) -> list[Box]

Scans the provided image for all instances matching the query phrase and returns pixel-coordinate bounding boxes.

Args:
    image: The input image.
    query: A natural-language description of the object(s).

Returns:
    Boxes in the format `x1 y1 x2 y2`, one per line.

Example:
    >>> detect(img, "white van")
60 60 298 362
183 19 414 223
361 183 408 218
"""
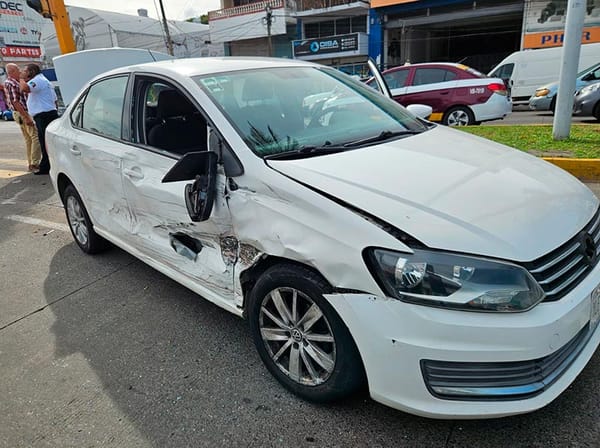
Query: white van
489 42 600 104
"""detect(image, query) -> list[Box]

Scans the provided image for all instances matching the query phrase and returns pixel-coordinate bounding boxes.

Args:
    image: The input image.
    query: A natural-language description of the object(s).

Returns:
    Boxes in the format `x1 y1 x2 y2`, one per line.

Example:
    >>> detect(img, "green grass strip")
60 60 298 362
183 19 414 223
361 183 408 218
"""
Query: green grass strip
458 124 600 158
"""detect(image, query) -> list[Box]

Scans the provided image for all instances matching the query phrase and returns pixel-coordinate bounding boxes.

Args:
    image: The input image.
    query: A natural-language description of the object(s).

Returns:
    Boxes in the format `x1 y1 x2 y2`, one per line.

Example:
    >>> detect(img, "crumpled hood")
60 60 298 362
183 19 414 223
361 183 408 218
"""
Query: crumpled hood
267 126 598 262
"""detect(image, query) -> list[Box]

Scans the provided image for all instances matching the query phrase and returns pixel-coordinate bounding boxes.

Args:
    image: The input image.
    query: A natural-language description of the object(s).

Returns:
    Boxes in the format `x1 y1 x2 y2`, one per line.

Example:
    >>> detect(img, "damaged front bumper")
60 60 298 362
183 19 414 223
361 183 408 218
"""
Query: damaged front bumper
325 262 600 419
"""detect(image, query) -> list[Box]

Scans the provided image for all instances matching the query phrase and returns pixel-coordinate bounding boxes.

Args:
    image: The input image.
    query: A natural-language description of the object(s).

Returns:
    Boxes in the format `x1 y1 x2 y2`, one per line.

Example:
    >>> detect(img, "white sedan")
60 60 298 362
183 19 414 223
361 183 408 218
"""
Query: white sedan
47 57 600 419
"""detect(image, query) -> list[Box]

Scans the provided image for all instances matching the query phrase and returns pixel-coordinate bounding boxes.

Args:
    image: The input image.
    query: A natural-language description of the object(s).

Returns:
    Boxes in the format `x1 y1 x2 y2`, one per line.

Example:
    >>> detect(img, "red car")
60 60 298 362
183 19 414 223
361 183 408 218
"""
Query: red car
370 63 512 126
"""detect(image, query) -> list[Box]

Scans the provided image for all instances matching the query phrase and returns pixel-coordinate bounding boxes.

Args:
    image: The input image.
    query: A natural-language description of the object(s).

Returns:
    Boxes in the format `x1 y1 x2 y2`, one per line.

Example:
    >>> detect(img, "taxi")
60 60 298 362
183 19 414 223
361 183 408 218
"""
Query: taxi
376 62 512 126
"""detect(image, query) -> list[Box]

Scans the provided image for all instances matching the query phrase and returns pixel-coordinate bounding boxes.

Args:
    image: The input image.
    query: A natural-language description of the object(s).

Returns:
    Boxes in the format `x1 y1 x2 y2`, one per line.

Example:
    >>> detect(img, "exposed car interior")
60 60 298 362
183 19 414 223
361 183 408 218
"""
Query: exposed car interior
142 83 208 155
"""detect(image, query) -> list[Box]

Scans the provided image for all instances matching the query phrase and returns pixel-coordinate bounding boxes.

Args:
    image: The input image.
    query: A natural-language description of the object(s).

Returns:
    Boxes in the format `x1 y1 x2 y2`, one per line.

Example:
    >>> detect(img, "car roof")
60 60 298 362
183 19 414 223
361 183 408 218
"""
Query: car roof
99 56 319 79
385 62 465 71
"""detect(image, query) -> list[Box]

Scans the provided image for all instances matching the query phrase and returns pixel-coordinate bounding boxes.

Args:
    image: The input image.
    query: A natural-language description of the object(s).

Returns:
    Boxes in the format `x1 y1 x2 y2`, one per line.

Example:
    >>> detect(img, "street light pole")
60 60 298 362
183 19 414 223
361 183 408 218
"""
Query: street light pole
158 0 174 56
552 0 586 140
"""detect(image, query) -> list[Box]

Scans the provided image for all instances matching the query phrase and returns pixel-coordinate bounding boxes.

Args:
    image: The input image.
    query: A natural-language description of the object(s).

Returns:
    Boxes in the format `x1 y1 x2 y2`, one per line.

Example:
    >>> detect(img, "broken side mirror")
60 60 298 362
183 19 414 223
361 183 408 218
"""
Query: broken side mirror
161 151 218 222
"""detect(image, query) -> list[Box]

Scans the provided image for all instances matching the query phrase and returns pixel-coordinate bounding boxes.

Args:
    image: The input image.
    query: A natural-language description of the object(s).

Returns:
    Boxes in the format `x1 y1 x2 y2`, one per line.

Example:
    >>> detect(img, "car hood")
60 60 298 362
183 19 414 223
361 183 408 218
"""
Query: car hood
537 78 590 94
267 126 598 262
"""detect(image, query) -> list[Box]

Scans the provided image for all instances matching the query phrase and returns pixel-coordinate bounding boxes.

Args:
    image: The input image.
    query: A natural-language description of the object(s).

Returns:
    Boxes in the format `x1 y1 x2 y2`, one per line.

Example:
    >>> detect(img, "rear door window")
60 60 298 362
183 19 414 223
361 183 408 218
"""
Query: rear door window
78 76 129 139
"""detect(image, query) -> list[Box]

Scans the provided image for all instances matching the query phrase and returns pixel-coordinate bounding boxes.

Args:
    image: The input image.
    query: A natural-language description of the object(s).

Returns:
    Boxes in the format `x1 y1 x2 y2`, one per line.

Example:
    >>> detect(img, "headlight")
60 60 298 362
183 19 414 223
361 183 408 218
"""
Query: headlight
365 248 545 312
534 88 551 97
581 83 600 94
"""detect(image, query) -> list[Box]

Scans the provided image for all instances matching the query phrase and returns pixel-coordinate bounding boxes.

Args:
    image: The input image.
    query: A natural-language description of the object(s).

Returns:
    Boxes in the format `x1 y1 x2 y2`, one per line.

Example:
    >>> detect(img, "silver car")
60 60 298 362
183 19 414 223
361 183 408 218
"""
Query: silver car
529 62 600 112
573 80 600 121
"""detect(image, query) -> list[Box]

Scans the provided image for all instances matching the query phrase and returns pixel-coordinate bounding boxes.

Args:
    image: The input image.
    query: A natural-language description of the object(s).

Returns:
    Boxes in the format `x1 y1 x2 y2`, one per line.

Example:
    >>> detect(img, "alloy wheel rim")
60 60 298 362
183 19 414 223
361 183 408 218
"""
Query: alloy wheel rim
66 196 89 246
259 287 336 386
448 110 469 126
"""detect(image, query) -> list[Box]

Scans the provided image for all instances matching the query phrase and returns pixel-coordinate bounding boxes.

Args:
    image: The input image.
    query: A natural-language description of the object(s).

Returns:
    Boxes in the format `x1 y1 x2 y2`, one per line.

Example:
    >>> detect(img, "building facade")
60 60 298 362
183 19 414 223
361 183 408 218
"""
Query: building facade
209 0 371 76
208 0 600 75
0 1 45 65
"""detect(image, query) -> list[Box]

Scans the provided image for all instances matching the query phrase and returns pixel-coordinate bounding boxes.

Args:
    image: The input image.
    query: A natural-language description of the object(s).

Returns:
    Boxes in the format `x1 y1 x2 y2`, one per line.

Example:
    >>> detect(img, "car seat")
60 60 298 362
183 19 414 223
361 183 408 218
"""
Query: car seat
147 89 207 154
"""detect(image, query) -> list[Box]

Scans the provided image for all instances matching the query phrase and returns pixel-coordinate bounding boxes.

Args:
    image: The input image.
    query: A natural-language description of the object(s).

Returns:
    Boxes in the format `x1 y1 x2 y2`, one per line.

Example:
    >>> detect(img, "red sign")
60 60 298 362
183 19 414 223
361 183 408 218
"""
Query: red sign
0 45 41 57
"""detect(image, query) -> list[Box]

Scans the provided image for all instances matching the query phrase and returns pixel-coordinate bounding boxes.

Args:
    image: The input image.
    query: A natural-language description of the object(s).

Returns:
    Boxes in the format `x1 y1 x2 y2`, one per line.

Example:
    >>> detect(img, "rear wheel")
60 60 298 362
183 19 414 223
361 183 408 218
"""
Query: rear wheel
248 264 365 402
63 185 108 254
442 106 475 126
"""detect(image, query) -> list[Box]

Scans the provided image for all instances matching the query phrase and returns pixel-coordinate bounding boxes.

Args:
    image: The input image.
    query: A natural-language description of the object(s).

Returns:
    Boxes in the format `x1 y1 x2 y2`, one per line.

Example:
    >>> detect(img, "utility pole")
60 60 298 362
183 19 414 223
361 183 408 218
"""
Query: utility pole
265 5 273 57
552 0 586 140
158 0 174 56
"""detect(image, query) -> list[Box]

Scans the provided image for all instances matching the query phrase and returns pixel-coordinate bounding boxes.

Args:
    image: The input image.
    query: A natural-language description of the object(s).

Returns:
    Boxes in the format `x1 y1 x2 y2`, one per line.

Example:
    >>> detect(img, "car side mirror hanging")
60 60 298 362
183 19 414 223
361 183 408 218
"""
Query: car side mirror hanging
162 151 218 222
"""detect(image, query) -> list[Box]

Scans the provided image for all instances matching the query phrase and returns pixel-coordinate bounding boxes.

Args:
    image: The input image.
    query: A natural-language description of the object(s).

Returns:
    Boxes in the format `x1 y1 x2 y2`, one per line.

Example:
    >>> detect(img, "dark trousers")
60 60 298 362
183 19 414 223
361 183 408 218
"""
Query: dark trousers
33 110 59 173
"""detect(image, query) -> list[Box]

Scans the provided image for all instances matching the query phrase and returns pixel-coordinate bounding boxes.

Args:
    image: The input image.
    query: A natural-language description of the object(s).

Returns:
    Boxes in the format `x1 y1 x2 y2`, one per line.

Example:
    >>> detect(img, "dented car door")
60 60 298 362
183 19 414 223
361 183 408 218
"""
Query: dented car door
121 148 236 302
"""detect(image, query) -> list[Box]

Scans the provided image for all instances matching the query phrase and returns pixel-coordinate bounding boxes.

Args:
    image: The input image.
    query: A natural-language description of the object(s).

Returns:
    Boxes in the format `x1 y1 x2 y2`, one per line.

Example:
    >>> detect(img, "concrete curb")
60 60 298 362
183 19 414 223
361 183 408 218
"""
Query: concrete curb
542 158 600 183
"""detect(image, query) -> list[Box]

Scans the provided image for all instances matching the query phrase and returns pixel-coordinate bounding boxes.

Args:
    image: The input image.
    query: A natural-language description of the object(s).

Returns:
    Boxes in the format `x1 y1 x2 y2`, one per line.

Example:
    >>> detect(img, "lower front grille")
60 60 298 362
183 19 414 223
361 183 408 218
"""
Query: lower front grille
421 323 591 401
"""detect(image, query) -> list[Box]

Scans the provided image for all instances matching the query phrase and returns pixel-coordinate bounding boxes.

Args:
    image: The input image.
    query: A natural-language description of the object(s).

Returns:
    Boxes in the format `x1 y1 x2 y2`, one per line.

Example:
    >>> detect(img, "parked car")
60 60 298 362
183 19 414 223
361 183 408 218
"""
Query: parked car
529 61 600 112
573 80 600 121
368 62 511 126
1 110 13 121
47 57 600 419
489 43 600 104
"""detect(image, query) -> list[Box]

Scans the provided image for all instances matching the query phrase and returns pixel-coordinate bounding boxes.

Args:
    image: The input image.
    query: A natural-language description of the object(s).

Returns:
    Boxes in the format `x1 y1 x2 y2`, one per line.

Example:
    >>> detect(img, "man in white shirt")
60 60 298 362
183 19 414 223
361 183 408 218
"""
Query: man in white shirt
20 64 58 175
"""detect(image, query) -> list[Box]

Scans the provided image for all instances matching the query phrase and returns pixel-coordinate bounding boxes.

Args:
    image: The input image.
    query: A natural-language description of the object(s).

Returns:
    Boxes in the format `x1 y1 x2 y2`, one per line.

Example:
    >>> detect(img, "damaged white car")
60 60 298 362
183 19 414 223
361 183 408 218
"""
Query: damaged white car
47 57 600 419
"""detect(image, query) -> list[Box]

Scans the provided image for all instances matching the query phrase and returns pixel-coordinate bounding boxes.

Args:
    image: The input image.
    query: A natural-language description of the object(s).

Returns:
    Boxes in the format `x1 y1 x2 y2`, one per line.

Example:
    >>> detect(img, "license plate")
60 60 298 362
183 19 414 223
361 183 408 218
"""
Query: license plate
591 285 600 327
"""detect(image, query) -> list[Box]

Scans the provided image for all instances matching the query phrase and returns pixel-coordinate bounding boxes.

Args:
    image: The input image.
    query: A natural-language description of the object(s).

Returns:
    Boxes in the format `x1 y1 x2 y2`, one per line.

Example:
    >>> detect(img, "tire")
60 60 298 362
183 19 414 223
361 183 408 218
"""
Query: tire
63 184 108 254
550 97 556 115
248 264 365 402
442 106 475 126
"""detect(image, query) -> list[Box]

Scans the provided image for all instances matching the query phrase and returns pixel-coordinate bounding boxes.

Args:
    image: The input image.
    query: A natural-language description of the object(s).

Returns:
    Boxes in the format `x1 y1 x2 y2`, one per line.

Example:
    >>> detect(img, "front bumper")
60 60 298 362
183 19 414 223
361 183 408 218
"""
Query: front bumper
528 94 553 111
325 261 600 419
573 95 597 116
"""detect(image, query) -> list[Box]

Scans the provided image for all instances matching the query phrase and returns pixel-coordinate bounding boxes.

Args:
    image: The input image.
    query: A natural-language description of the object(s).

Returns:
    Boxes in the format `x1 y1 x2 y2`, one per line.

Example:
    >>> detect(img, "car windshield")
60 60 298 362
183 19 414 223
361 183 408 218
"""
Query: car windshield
578 62 600 78
194 66 429 158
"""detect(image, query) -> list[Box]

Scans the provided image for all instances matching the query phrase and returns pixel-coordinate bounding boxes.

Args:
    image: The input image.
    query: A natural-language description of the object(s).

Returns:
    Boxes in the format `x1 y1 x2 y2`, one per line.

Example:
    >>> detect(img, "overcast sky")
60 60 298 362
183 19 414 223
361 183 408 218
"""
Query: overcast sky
67 0 222 20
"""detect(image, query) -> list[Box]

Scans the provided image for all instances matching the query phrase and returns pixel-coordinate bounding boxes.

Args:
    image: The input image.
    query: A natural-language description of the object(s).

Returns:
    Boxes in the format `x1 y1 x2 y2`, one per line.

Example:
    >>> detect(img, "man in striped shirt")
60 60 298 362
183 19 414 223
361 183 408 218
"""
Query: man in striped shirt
4 63 42 172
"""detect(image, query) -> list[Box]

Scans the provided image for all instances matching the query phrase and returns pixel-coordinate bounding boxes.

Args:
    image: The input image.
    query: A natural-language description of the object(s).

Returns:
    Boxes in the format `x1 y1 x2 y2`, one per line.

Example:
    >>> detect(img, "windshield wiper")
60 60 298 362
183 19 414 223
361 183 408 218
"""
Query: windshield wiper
343 129 423 147
264 143 347 160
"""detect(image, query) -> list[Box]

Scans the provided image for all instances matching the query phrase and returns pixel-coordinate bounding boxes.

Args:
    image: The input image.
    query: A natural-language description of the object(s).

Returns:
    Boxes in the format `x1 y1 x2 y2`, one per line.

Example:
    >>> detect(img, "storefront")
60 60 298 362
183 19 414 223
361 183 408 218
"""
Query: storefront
369 0 524 73
0 1 44 64
522 0 600 49
292 32 370 76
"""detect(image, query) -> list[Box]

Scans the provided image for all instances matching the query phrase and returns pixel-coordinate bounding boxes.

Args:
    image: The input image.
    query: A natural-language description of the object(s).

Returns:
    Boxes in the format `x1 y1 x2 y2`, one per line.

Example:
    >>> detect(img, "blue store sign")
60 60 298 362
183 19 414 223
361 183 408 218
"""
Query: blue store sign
293 34 359 57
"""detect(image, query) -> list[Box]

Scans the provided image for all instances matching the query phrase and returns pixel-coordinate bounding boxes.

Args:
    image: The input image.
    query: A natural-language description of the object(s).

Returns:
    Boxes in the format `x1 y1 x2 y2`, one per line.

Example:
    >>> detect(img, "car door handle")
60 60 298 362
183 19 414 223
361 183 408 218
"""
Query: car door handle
70 145 81 155
439 91 450 95
123 168 144 180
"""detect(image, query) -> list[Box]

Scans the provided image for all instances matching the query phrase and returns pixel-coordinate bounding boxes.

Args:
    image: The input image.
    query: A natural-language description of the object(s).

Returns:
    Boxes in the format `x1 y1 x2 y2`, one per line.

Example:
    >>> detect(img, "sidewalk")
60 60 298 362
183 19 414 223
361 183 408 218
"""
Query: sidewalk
543 158 600 183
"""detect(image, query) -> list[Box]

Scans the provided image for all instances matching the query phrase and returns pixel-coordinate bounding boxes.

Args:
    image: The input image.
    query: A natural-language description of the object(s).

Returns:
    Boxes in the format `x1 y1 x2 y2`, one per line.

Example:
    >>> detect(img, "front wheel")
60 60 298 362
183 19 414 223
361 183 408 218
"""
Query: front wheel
442 106 475 126
248 264 365 402
63 185 108 254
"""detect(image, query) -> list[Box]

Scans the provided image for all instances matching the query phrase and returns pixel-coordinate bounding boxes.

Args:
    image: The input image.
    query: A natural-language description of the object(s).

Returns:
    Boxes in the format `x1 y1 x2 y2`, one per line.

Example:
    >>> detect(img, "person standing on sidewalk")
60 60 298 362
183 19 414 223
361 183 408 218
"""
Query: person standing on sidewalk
20 64 58 176
3 63 42 172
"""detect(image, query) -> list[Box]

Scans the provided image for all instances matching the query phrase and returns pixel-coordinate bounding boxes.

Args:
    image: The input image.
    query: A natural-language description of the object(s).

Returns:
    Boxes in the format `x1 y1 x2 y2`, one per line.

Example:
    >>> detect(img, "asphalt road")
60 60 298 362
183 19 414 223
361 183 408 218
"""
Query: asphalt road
494 107 598 125
1 119 600 447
